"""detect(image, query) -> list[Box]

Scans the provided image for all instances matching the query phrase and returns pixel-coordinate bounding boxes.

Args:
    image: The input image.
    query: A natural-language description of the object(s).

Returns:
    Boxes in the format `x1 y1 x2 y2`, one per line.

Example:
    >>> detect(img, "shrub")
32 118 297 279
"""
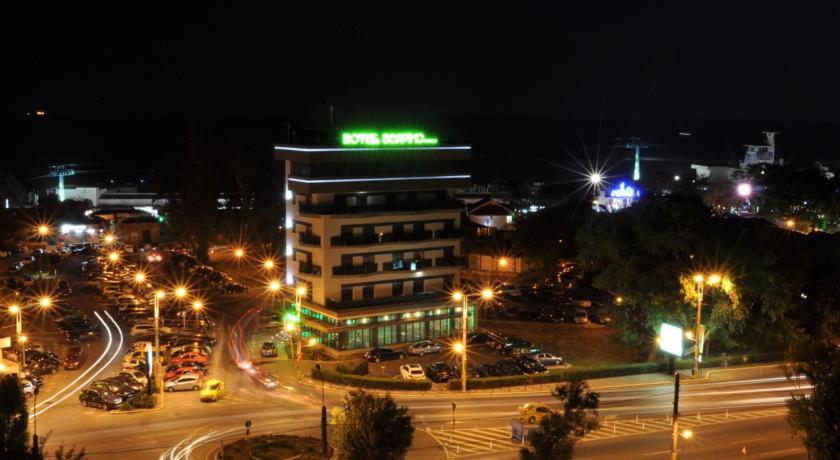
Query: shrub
336 361 369 376
312 368 431 391
121 392 156 410
447 375 528 390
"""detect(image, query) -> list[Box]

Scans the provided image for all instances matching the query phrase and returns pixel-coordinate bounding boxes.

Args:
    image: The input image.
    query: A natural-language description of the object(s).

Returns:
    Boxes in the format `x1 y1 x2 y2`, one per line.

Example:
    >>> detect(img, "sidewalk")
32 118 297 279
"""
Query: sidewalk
295 362 785 398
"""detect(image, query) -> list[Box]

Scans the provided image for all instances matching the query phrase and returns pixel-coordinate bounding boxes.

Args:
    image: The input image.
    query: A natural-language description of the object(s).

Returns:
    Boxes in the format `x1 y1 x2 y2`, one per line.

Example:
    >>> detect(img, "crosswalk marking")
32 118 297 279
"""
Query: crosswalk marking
427 408 788 458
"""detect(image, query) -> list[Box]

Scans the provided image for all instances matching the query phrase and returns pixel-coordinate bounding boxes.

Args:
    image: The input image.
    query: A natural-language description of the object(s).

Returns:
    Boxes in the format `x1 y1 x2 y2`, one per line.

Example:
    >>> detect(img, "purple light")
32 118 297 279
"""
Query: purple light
736 183 752 197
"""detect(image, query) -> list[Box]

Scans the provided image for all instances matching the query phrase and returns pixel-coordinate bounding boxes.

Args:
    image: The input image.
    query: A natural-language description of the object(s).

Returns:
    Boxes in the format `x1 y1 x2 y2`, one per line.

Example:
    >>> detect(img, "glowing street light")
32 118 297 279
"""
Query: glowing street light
452 342 465 354
174 286 187 298
134 272 147 283
192 300 203 310
38 296 52 308
37 225 51 237
688 272 732 376
589 173 602 185
681 429 693 439
9 305 19 315
268 280 281 293
498 257 509 268
736 183 752 197
296 286 307 297
18 335 27 344
707 274 721 285
108 251 120 262
785 219 795 229
263 259 275 270
451 287 494 392
103 234 116 244
234 247 245 259
155 290 165 300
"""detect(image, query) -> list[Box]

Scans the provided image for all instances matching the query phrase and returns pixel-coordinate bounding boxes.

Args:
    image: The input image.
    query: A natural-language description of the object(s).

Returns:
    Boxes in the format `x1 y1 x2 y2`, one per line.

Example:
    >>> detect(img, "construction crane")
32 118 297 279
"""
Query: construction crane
48 165 77 202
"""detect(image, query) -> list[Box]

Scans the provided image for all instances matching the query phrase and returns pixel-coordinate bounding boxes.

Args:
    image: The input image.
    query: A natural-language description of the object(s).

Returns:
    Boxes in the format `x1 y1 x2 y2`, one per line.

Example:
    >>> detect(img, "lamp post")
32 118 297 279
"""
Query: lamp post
451 288 493 392
9 297 52 378
314 363 327 455
268 280 281 311
295 286 306 363
192 300 203 329
690 273 721 377
153 290 165 397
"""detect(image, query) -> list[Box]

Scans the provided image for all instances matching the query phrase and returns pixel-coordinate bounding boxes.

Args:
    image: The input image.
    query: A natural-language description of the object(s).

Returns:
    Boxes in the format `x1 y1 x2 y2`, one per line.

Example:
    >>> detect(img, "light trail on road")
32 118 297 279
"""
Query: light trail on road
31 310 124 419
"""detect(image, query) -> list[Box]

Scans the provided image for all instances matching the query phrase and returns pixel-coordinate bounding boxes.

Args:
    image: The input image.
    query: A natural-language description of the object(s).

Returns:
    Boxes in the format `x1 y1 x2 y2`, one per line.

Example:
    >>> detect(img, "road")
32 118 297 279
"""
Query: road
20 253 809 459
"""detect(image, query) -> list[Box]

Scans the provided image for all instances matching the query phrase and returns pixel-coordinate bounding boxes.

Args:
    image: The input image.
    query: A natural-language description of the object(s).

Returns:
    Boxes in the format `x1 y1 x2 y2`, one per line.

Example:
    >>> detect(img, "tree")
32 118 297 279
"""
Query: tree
521 378 600 460
786 339 840 460
0 375 30 460
332 389 413 460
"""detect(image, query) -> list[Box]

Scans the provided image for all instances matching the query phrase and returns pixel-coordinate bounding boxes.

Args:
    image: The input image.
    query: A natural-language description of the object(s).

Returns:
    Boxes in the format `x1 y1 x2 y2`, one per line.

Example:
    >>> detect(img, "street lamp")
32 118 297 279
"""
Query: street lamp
174 286 187 299
153 290 165 397
192 300 203 328
37 225 50 237
108 251 119 263
262 259 275 270
497 257 509 268
268 280 281 309
451 287 494 392
103 233 115 245
689 272 726 377
294 286 307 365
314 363 328 455
9 297 52 376
233 247 246 259
134 272 146 284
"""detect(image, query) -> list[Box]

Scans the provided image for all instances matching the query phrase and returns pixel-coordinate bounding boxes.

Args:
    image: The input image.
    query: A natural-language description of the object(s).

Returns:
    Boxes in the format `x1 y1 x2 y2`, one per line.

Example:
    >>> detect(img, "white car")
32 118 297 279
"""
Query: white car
529 352 564 366
400 363 426 380
123 358 147 369
131 341 154 353
119 369 148 385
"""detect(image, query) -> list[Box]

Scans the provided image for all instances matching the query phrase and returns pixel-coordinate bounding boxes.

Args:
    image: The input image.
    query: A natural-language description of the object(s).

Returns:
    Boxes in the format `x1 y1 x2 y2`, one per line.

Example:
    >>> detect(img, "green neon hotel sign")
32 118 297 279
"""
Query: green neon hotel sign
341 131 439 147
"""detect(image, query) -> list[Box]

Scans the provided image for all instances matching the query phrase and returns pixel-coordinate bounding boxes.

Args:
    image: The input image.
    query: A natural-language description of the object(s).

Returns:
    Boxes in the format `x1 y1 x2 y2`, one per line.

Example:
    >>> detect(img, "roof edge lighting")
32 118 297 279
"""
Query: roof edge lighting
288 174 470 184
274 145 470 152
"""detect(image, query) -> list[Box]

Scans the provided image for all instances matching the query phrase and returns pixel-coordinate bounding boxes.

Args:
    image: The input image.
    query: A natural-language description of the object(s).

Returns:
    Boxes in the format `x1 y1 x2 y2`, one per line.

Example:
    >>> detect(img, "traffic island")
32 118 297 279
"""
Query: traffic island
219 434 331 460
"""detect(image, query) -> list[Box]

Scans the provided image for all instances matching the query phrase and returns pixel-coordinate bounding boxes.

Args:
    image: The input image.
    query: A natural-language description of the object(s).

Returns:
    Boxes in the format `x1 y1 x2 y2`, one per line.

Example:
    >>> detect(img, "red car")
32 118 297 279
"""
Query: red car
170 352 209 365
165 367 205 381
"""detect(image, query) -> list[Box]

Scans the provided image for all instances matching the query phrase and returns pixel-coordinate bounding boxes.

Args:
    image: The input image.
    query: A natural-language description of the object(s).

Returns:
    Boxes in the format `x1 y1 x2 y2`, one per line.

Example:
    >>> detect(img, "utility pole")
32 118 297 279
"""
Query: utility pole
670 373 681 460
451 402 456 434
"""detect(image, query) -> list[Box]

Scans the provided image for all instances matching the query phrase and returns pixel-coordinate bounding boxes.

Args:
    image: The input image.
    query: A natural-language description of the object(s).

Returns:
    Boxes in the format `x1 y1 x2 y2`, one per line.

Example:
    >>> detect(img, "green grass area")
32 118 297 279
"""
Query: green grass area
482 319 644 366
219 434 329 460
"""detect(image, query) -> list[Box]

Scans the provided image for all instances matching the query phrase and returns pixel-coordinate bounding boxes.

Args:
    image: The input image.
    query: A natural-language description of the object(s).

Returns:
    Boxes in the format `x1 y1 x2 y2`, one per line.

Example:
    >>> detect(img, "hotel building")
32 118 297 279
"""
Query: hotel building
275 134 474 356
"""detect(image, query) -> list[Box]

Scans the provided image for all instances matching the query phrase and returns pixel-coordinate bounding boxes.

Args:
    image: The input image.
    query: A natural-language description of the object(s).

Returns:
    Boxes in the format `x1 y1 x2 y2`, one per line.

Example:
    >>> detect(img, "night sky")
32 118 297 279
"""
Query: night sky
6 2 840 181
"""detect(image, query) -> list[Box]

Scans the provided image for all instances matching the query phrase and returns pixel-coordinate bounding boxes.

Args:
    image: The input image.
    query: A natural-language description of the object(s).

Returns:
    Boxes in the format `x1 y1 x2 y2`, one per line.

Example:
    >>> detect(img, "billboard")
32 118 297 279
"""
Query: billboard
659 323 684 356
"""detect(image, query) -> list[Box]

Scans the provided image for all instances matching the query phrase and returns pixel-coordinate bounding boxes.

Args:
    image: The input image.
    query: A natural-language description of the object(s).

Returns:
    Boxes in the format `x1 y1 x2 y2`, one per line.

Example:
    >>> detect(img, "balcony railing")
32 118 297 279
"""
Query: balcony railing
298 233 322 246
300 200 463 215
332 262 378 276
326 292 443 310
298 262 322 276
435 256 467 267
331 230 434 247
381 259 433 271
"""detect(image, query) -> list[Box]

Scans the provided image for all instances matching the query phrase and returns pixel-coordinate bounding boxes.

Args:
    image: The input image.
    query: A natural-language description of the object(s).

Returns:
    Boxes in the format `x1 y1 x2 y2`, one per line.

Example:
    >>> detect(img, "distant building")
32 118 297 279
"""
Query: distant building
740 131 779 169
117 215 161 245
691 164 739 184
465 198 514 235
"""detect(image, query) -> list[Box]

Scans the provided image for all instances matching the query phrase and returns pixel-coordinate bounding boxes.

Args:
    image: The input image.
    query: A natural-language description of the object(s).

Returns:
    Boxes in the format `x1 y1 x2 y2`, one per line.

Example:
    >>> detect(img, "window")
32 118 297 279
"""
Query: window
428 318 451 338
341 286 353 301
377 325 397 346
392 281 404 296
347 329 371 350
399 322 424 342
362 285 374 300
413 279 424 294
392 252 404 269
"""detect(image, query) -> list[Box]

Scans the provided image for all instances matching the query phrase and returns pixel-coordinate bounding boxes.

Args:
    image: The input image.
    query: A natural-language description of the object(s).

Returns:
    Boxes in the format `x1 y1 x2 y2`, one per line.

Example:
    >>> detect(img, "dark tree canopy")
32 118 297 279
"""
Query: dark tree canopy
521 378 600 460
332 389 414 460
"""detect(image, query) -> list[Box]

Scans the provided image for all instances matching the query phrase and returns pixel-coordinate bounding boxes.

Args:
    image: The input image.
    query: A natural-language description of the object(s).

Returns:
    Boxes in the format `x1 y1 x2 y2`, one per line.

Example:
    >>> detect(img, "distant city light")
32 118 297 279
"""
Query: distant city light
736 183 752 197
610 182 640 199
674 175 681 181
589 173 602 185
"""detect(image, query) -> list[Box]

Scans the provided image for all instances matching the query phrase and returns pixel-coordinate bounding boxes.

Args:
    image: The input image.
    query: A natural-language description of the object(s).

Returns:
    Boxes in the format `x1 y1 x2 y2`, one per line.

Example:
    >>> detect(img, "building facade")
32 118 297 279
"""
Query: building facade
275 136 474 356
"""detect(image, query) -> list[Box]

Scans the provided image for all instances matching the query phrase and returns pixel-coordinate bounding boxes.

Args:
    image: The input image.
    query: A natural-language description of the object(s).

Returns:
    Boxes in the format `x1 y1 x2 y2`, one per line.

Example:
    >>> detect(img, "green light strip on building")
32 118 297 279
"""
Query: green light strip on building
341 132 439 147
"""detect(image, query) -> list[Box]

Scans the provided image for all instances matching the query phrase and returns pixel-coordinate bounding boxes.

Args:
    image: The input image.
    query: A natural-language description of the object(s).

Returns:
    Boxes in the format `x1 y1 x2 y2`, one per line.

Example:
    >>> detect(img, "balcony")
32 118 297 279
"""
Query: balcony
326 292 444 310
435 256 466 267
433 228 462 239
332 262 378 276
299 262 322 276
331 230 434 247
381 259 433 271
299 200 463 215
298 233 322 246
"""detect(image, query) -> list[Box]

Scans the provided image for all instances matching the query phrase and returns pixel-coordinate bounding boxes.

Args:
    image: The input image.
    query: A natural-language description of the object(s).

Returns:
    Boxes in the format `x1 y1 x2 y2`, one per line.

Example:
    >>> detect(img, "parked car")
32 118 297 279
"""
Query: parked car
260 342 278 358
515 357 549 374
89 379 134 399
425 362 455 383
64 347 86 370
407 340 443 356
399 363 426 380
123 358 147 369
119 369 149 385
21 379 37 399
478 362 502 378
165 375 203 392
170 352 209 365
496 359 524 376
24 358 59 376
573 308 589 324
165 367 205 381
529 352 564 366
79 388 123 410
518 402 554 424
588 309 613 325
363 347 405 363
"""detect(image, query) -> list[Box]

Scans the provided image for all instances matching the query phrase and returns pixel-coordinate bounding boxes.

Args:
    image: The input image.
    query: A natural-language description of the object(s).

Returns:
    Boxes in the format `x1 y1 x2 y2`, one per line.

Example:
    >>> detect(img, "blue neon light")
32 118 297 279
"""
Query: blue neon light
610 182 640 198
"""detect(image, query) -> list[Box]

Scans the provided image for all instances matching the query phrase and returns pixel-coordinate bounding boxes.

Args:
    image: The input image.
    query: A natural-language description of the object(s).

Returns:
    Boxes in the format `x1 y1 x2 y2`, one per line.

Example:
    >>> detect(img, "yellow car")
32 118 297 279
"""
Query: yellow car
199 379 225 402
518 402 553 424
